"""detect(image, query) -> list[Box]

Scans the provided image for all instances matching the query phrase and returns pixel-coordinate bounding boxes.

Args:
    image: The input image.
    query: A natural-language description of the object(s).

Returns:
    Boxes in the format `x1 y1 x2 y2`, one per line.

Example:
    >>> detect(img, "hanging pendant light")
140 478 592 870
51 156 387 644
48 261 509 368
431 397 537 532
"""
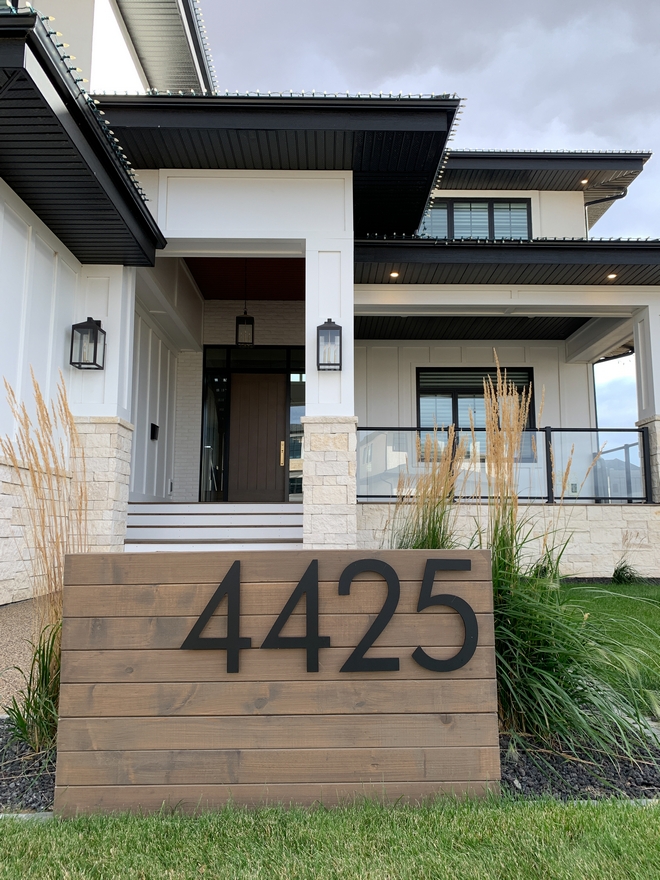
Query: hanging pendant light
235 260 254 346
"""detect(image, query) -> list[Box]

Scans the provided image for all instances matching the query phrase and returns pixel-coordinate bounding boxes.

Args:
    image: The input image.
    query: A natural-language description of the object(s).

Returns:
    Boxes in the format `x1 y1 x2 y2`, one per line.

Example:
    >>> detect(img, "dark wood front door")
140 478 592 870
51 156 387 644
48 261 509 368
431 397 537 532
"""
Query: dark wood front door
227 373 287 502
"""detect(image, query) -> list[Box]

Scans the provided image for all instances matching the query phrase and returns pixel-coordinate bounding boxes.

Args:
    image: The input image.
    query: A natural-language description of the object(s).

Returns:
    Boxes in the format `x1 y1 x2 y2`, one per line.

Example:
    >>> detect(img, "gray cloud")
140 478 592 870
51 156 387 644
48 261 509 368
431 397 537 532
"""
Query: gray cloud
203 0 660 237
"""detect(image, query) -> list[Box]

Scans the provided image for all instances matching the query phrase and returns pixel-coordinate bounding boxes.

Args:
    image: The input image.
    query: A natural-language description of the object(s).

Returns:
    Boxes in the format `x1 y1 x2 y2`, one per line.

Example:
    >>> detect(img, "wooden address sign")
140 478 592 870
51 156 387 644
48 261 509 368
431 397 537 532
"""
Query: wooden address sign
55 550 499 815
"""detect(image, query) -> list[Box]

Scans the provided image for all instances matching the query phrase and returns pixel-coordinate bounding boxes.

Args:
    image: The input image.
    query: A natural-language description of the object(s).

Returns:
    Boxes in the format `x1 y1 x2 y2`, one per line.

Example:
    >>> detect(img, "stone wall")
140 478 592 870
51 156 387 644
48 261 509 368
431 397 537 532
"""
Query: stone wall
357 501 660 578
0 460 32 605
302 416 358 549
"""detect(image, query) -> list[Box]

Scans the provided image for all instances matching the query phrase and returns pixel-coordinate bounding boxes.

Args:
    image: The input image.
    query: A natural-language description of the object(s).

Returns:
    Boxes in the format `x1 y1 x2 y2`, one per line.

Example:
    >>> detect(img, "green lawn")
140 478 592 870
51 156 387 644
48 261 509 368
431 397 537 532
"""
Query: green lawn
2 800 660 880
562 582 660 690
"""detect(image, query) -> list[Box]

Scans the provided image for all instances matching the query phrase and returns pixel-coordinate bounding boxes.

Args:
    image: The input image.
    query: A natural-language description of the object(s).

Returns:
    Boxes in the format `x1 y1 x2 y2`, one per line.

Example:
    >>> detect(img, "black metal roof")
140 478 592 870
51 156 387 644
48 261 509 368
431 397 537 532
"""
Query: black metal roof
97 94 460 237
0 12 165 265
355 314 589 340
114 0 216 93
436 150 651 227
355 238 660 286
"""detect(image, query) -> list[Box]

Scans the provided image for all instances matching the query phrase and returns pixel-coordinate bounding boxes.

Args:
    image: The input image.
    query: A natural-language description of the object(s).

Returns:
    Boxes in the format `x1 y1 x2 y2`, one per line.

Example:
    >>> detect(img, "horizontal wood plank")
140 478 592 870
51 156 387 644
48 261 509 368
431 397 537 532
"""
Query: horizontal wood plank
60 646 496 683
57 713 499 752
61 613 494 651
59 679 497 718
63 580 494 618
55 746 500 786
64 549 491 586
54 780 498 815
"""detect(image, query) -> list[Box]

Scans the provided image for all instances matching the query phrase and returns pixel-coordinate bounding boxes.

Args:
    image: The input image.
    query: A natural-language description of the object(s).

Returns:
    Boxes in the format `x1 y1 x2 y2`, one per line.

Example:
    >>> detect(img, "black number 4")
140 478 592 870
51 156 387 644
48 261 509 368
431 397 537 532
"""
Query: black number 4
261 560 331 672
180 560 252 673
412 559 478 672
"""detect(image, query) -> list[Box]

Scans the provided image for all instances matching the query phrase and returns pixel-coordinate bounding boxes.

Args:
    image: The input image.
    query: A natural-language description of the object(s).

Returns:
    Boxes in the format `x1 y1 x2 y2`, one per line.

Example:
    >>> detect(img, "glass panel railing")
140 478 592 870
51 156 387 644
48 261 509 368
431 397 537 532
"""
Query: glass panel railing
356 427 649 503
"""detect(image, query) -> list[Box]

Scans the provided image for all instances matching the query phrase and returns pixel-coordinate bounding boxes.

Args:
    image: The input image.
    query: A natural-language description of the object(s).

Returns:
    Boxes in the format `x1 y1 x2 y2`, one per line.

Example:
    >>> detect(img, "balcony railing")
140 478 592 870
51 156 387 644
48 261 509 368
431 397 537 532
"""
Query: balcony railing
356 427 652 503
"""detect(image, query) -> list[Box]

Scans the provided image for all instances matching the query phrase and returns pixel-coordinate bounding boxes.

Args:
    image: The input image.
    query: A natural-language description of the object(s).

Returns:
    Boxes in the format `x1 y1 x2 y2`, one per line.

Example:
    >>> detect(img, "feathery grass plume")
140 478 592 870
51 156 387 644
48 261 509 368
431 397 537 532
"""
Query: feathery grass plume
389 427 468 550
482 353 660 759
1 370 87 751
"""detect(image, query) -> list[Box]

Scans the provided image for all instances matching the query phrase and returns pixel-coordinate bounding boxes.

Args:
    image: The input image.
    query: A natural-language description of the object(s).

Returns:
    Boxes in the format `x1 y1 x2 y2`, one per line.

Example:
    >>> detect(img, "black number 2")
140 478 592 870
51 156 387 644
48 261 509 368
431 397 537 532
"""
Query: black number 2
261 560 331 672
412 559 478 672
338 559 400 672
180 560 252 673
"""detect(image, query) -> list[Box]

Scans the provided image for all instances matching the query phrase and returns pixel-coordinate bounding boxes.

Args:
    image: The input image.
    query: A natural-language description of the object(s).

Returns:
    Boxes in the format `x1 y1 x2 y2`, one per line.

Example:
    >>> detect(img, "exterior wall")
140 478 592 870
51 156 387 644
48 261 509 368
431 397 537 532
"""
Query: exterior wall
130 308 177 502
354 339 595 430
433 190 586 238
204 300 304 346
357 502 660 579
172 350 203 502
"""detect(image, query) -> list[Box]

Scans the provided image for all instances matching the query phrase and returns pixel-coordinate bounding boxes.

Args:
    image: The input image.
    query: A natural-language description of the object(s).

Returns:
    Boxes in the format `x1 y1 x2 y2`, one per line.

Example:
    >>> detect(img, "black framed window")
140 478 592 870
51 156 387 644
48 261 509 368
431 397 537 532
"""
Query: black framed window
417 367 535 429
420 199 531 240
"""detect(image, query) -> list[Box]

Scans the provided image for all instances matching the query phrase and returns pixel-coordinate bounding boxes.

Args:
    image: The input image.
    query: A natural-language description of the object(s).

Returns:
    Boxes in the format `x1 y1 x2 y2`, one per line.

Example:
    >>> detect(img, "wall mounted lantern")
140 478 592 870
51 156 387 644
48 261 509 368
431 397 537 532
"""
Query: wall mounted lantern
317 318 342 371
70 317 106 370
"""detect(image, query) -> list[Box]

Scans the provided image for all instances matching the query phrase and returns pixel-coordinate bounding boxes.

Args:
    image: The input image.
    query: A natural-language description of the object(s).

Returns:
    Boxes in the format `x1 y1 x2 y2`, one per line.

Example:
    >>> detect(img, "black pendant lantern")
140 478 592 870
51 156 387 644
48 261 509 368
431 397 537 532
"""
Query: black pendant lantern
235 260 254 347
70 317 106 370
317 318 342 371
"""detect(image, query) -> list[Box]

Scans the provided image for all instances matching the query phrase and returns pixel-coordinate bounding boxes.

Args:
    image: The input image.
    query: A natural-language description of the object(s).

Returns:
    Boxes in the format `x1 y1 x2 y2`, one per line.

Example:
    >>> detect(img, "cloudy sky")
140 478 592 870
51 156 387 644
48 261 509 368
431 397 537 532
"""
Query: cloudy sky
203 0 656 426
204 0 659 240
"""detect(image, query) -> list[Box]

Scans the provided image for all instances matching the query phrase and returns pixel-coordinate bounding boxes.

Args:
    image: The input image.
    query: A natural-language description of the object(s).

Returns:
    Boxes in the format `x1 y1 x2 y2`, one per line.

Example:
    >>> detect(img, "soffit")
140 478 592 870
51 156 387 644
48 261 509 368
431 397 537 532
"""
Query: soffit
185 257 304 300
97 94 459 237
355 314 589 340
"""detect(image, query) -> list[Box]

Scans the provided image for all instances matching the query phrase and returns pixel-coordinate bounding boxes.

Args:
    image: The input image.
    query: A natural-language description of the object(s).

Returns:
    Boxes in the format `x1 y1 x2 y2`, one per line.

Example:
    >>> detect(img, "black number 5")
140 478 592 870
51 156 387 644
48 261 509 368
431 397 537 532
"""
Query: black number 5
412 559 478 672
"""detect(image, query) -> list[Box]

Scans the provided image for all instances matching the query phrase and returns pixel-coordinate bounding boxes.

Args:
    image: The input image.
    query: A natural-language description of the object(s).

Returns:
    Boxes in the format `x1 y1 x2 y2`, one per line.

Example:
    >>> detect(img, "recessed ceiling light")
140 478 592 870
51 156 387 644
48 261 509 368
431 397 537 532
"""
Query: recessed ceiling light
607 273 618 279
581 179 589 185
390 271 399 278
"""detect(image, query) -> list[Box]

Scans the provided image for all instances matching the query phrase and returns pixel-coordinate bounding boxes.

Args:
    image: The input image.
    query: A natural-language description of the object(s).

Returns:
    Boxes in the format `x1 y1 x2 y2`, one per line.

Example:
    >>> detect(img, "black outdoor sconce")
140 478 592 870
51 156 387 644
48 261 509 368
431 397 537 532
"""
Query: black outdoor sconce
235 309 254 347
70 317 106 370
317 318 342 371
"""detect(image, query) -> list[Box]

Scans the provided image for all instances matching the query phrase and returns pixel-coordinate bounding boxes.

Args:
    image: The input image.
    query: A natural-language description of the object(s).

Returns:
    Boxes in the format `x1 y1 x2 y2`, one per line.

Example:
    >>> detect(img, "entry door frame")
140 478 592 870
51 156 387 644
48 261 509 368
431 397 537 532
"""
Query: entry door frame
199 345 304 503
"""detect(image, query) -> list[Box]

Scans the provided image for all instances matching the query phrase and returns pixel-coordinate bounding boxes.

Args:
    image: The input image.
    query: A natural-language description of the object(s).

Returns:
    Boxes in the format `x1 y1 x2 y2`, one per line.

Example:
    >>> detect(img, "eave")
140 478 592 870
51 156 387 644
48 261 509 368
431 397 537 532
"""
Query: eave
0 12 166 265
354 238 660 286
97 93 460 237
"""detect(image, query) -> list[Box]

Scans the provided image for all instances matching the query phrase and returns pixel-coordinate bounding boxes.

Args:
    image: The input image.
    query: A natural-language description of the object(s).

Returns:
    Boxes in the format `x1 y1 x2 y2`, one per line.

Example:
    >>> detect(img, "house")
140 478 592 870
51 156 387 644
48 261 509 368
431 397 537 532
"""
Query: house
1 0 660 605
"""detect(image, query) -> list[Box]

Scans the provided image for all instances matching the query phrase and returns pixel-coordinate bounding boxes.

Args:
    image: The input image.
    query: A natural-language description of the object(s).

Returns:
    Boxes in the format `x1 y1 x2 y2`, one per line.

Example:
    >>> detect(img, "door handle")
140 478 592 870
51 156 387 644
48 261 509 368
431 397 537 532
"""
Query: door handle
280 440 285 467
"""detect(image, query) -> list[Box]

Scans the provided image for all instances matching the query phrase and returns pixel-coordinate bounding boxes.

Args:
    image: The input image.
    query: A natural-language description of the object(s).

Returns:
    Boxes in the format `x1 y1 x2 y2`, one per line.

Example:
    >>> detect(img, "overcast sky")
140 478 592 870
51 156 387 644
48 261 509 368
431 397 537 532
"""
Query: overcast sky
203 0 660 240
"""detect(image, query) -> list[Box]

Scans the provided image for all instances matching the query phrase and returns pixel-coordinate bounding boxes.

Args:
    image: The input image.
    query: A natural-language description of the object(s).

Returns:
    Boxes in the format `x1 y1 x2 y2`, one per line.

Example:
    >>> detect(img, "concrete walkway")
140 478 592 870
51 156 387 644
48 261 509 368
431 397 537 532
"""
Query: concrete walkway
0 599 34 709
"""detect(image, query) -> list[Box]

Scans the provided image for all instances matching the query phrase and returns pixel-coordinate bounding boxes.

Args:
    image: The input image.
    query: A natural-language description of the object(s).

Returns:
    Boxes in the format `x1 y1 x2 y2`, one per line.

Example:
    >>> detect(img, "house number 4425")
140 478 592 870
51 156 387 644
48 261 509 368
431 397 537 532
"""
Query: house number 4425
180 559 478 675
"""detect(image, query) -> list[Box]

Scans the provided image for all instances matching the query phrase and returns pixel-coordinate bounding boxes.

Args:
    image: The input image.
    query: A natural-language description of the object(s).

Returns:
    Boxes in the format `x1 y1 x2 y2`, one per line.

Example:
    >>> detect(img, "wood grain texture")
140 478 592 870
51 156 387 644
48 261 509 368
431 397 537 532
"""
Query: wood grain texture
59 679 497 717
63 580 494 618
57 713 499 751
56 549 499 814
54 781 499 815
61 613 494 651
60 646 496 683
55 746 500 786
63 549 491 586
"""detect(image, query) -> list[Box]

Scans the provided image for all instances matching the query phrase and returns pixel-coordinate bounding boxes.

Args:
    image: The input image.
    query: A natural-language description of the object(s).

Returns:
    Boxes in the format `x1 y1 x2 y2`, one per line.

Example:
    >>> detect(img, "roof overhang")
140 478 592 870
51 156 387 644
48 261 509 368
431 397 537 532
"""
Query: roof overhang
97 94 460 237
0 12 166 265
436 151 651 227
355 239 660 286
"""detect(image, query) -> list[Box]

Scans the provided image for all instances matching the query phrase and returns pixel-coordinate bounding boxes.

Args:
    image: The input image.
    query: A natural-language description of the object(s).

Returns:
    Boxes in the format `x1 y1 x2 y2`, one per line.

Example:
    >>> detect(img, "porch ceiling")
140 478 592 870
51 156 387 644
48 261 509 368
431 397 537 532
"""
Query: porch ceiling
96 94 459 238
185 257 304 300
355 238 660 286
355 314 589 340
0 13 165 265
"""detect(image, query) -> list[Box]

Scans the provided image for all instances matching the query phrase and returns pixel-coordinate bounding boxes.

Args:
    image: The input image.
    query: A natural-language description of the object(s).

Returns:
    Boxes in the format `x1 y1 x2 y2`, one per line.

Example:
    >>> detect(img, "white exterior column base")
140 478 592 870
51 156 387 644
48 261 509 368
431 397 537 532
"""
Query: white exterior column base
301 416 358 549
76 417 133 551
636 415 660 503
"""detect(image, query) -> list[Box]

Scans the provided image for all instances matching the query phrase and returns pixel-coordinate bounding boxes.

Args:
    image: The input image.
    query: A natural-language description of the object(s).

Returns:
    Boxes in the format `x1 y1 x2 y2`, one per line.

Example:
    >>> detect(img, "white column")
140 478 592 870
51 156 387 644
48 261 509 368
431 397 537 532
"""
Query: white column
633 305 660 501
69 266 136 551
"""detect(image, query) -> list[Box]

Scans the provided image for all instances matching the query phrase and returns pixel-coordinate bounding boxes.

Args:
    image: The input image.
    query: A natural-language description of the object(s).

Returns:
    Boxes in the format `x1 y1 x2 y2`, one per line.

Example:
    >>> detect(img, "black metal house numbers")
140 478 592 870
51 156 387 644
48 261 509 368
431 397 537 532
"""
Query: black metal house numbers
180 558 479 674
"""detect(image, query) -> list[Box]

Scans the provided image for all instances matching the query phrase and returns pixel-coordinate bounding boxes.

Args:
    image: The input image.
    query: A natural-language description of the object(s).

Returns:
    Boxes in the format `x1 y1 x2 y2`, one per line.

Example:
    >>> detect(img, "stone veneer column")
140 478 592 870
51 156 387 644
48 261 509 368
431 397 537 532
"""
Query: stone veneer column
301 416 358 549
75 417 133 551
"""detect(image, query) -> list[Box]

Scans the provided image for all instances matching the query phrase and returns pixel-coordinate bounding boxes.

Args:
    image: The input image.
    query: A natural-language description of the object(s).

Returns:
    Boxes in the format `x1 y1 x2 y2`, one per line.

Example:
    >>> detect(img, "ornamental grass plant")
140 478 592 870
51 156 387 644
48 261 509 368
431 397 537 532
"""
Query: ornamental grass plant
0 371 87 753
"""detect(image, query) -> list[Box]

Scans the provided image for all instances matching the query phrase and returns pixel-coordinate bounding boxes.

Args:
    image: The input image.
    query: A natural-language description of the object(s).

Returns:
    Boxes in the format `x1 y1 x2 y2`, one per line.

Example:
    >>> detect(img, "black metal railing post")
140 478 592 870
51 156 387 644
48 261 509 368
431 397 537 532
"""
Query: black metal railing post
624 444 633 503
641 425 653 503
543 426 554 503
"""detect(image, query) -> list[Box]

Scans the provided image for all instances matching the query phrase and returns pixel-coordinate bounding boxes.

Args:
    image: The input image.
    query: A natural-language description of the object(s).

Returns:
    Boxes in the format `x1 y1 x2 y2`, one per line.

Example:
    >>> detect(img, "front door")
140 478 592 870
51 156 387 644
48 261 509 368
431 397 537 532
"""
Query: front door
227 373 287 502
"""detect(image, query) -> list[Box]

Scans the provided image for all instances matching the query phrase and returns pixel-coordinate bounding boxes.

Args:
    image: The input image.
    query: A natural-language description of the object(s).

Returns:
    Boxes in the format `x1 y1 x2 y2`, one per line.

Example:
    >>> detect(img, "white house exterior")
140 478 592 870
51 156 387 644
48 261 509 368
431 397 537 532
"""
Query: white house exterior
1 1 660 604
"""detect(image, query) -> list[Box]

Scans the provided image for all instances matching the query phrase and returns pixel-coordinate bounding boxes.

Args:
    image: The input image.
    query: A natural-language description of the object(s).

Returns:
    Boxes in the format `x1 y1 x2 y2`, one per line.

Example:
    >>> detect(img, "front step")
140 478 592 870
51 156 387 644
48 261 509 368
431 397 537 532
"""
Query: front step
125 502 303 553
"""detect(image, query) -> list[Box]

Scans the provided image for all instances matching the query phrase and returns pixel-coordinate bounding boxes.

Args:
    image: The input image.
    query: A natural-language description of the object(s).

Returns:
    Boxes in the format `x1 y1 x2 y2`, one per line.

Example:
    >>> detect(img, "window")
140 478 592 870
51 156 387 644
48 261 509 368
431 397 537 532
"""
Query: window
417 367 535 429
420 200 531 240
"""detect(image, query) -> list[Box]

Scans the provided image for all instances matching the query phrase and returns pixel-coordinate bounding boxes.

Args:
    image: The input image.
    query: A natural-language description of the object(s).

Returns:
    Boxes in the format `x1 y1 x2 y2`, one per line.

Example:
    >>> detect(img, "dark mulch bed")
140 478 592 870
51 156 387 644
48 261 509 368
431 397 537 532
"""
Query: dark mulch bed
0 718 55 813
1 718 659 813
